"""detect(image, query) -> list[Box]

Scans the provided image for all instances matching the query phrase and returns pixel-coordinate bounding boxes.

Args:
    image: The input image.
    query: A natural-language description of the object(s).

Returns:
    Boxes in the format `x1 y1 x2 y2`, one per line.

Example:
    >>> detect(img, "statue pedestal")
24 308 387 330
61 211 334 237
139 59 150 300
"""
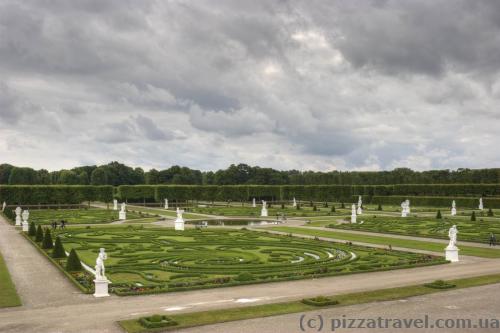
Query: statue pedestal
22 221 29 232
261 208 268 217
357 208 362 215
451 208 456 216
175 219 185 231
445 246 459 262
401 212 407 218
351 215 357 223
93 278 110 298
119 211 126 220
15 217 21 226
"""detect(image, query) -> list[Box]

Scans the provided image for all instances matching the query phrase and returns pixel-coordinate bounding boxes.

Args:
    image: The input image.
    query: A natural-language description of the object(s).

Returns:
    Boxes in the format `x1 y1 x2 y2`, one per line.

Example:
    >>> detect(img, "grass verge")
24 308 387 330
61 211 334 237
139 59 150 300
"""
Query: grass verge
0 251 21 308
119 273 500 333
268 227 500 258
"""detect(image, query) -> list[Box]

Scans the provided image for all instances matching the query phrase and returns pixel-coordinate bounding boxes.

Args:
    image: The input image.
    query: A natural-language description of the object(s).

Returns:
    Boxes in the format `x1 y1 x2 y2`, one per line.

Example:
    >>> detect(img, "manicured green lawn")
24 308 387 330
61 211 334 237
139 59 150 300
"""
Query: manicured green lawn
268 227 500 258
329 214 500 243
27 208 145 225
50 226 443 295
119 273 500 333
0 251 21 308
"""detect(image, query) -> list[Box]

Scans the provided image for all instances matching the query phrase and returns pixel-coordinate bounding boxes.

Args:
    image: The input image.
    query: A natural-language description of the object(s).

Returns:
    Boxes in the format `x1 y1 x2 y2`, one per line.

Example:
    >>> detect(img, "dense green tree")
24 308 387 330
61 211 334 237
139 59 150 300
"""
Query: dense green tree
8 167 38 184
66 249 82 271
58 170 80 185
0 164 14 184
90 167 109 185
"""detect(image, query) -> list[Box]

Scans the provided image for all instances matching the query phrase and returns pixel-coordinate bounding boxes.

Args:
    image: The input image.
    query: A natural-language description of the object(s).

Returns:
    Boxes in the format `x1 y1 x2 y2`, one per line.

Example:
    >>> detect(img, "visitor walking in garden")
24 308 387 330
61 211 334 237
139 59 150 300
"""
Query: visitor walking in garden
490 233 496 246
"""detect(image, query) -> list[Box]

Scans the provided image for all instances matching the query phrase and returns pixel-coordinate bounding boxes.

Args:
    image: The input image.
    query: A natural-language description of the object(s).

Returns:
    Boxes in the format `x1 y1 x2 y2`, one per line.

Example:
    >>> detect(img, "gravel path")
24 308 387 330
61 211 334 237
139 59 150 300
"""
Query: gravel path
178 282 500 333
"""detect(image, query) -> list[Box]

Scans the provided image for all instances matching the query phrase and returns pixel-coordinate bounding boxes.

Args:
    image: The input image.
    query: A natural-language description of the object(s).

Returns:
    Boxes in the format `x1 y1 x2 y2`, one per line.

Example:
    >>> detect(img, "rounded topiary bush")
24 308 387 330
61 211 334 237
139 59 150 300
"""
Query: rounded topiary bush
35 225 44 242
42 229 54 249
66 249 83 271
52 236 66 258
28 221 36 236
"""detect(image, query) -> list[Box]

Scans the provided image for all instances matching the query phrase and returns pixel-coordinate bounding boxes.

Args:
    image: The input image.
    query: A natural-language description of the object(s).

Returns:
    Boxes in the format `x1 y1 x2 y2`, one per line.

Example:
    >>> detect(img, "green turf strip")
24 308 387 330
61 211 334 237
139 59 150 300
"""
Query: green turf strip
0 251 21 308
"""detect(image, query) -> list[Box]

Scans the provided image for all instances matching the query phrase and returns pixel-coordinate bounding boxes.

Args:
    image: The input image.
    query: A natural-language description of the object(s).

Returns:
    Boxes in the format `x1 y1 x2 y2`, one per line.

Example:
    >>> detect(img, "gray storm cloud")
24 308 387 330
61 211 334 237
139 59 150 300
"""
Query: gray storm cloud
1 0 499 171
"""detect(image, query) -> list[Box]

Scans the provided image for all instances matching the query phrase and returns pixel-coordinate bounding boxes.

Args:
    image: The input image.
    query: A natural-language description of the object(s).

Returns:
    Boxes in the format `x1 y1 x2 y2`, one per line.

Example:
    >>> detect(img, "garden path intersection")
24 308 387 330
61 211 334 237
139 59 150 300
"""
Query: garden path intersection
1 214 500 332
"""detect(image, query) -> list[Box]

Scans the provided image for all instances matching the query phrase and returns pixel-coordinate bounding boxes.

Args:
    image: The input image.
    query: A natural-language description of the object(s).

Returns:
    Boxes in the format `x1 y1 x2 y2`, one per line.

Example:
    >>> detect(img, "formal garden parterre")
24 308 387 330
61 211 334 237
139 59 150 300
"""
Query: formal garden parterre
2 207 153 225
330 214 500 243
32 226 446 295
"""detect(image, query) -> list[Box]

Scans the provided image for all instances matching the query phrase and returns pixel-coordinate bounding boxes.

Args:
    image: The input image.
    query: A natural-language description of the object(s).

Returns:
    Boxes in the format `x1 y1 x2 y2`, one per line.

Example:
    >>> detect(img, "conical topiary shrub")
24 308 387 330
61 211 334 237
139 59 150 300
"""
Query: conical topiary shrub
436 210 442 219
471 211 476 221
35 225 44 242
377 204 382 211
42 228 53 249
52 236 66 258
488 208 494 217
66 249 82 271
28 222 36 237
331 206 336 212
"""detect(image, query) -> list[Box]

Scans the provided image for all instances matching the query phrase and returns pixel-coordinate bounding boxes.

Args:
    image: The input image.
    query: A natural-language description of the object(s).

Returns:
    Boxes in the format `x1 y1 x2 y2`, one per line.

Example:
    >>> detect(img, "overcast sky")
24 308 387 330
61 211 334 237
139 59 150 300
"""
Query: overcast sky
1 0 500 172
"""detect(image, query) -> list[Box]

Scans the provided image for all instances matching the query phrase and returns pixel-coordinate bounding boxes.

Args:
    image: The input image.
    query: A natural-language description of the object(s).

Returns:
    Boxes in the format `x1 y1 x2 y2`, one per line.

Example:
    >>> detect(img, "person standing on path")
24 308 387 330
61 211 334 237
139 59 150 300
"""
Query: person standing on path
490 233 496 246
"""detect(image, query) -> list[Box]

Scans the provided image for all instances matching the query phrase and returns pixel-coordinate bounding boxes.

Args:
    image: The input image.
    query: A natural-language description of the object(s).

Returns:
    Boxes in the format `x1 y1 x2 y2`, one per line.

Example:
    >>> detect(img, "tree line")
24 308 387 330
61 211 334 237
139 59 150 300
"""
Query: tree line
1 162 499 186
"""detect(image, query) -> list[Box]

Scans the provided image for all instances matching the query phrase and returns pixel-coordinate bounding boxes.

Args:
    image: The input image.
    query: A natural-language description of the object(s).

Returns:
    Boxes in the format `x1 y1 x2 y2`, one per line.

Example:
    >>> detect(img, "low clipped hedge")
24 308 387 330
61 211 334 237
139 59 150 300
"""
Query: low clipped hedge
139 315 178 329
301 296 339 307
424 280 456 289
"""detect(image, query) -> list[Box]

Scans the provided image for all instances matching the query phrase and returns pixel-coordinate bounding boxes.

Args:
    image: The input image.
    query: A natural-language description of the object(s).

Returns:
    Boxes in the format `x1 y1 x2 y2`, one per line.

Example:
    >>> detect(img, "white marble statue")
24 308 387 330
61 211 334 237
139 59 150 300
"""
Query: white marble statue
2 201 6 212
93 248 110 297
252 198 256 208
21 209 30 232
119 202 127 220
95 248 108 280
113 199 118 211
164 198 169 210
351 204 357 223
406 199 411 214
448 225 458 248
175 207 185 231
292 197 297 207
15 206 22 226
261 200 268 217
445 225 460 262
479 197 484 210
451 200 457 216
401 201 408 217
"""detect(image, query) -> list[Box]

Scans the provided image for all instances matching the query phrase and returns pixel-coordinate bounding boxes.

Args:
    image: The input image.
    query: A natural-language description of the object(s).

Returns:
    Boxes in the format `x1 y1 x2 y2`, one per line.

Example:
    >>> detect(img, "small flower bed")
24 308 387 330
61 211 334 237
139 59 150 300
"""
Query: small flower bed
139 315 178 329
424 279 456 289
301 296 339 307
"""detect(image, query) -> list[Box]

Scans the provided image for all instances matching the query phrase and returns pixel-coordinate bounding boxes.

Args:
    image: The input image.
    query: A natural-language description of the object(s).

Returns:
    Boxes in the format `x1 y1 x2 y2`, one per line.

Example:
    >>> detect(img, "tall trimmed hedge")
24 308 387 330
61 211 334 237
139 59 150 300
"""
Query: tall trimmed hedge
2 184 499 205
368 196 500 208
0 185 113 205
